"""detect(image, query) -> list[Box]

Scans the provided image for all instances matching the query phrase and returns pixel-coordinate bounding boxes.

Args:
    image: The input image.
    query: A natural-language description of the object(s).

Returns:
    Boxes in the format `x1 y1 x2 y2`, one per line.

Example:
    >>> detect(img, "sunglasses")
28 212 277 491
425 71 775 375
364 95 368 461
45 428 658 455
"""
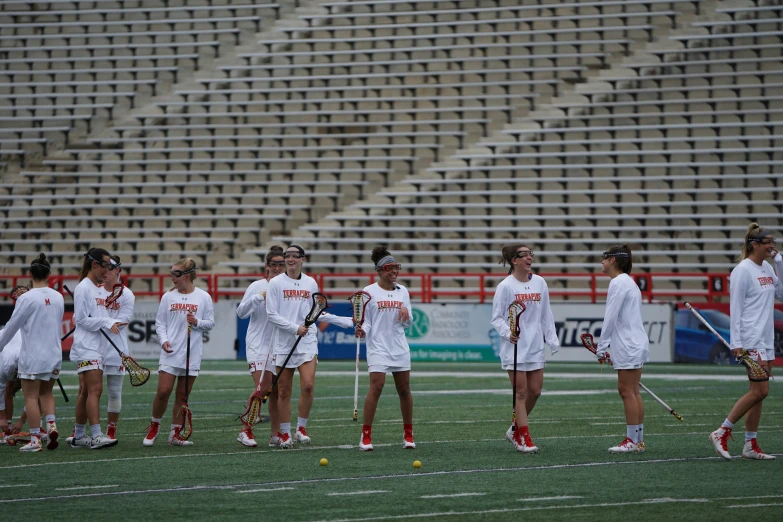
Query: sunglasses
602 252 630 260
267 261 286 268
170 267 197 278
514 251 534 259
379 263 402 272
284 253 303 259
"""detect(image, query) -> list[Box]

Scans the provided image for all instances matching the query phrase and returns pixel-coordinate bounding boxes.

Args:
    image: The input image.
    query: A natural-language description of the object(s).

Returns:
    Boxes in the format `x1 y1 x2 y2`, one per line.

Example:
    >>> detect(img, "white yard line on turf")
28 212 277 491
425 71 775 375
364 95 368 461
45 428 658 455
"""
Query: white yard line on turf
236 487 295 494
728 503 783 508
56 485 119 491
0 484 33 489
724 495 783 500
520 496 584 502
420 493 486 498
327 491 390 496
0 456 770 504
312 498 713 522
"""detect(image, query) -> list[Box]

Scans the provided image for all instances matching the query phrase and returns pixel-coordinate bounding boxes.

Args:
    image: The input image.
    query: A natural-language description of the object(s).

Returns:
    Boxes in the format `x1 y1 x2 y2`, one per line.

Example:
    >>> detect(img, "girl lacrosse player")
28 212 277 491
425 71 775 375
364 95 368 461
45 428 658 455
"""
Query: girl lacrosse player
597 244 650 454
0 254 65 452
266 245 353 448
491 244 560 454
0 324 23 443
144 258 214 447
354 246 415 452
70 248 125 450
235 245 286 448
709 223 783 460
102 255 135 440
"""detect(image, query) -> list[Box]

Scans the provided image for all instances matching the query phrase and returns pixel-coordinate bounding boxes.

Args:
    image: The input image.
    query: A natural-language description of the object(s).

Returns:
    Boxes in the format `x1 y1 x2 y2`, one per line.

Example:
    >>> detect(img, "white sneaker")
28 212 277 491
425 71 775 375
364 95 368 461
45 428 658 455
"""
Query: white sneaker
403 429 416 450
70 434 91 449
512 429 539 454
709 428 733 460
742 438 776 460
237 428 257 448
608 437 639 454
505 425 515 443
91 433 118 450
269 434 281 448
279 432 293 449
19 436 42 453
65 431 75 445
169 428 193 446
143 422 160 447
360 429 373 452
294 426 311 444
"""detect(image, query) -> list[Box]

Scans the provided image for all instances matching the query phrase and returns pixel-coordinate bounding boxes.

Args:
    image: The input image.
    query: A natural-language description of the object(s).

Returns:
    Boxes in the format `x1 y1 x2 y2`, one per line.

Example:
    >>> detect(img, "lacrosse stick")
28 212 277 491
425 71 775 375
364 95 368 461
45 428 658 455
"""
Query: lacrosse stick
580 333 683 421
262 293 328 404
684 303 771 382
5 432 32 446
63 285 150 387
178 323 194 440
237 348 274 427
104 283 123 309
10 285 69 402
508 300 526 432
348 291 372 421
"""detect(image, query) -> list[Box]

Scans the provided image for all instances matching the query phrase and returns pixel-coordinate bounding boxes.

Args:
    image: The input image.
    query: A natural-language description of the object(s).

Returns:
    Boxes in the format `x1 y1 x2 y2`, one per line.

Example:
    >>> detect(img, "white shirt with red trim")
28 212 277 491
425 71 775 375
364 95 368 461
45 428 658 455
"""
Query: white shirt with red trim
155 288 215 370
70 277 115 363
730 258 783 351
0 287 64 375
361 283 413 365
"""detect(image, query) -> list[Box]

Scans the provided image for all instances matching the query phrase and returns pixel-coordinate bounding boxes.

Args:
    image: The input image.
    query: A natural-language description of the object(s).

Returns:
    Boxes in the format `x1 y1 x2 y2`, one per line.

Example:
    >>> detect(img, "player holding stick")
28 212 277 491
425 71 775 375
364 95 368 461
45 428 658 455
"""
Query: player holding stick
597 244 650 453
0 255 64 452
354 246 414 452
265 245 352 448
491 244 560 454
235 245 286 448
709 223 783 460
102 255 135 440
144 258 214 447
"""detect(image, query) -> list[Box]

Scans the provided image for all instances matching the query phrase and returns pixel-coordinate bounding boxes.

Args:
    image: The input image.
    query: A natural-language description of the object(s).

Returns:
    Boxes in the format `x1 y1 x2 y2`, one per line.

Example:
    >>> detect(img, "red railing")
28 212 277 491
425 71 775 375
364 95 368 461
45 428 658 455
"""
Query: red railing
0 272 730 303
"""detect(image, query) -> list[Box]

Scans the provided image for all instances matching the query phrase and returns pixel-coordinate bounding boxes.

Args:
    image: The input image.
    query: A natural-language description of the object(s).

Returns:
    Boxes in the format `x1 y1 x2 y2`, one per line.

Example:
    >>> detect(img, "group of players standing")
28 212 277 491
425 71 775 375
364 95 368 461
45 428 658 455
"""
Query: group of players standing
0 223 779 460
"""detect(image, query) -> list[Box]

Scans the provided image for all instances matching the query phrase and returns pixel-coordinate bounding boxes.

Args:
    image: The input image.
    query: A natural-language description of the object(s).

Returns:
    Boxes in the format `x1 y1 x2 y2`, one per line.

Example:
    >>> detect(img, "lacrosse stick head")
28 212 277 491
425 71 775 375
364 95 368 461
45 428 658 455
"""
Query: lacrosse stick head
739 350 771 382
304 292 329 327
348 291 372 327
178 405 193 440
124 357 151 387
580 333 597 354
104 284 123 309
507 300 526 337
238 391 263 427
5 432 32 446
9 285 29 301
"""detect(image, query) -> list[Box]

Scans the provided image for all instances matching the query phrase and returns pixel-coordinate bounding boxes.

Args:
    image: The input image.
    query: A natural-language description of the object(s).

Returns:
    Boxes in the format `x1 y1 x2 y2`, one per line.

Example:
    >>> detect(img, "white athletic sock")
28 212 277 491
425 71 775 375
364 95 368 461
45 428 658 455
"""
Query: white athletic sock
745 431 757 442
720 419 734 431
74 424 86 438
45 414 56 424
280 422 291 435
90 424 102 438
626 425 636 441
151 417 162 424
637 424 644 443
297 417 308 429
30 427 41 437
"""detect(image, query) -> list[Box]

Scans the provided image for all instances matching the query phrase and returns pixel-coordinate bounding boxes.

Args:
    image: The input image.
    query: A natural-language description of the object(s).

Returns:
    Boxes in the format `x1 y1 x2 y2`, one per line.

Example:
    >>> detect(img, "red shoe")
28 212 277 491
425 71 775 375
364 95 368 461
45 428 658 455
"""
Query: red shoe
403 428 416 449
709 428 733 460
742 438 776 460
107 424 116 440
294 426 311 444
237 425 257 448
512 427 539 453
279 431 293 449
360 427 373 452
143 422 160 447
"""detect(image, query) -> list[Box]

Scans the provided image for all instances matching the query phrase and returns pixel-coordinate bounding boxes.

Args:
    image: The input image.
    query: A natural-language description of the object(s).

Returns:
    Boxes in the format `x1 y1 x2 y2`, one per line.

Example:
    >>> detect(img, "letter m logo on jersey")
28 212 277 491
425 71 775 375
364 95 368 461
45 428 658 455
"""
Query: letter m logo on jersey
45 299 51 305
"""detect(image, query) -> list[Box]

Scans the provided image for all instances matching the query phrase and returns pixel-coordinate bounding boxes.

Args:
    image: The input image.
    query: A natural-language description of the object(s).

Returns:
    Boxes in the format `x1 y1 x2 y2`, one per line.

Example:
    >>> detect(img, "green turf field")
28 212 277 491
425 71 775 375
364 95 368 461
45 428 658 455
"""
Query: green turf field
1 361 781 521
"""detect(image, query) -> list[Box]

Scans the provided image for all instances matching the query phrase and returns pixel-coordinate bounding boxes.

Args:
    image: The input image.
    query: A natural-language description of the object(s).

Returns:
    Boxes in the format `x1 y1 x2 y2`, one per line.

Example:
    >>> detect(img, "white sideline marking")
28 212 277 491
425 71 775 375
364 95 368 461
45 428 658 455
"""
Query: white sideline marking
520 496 584 502
236 487 295 494
327 490 389 496
312 498 712 521
728 503 783 508
420 493 485 499
0 484 32 489
56 485 119 491
0 456 758 504
724 494 783 500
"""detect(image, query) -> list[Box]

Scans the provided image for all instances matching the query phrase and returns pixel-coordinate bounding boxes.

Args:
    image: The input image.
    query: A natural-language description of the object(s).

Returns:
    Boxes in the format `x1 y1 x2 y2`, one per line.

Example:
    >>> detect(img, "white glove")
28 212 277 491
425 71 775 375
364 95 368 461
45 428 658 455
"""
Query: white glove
549 344 560 356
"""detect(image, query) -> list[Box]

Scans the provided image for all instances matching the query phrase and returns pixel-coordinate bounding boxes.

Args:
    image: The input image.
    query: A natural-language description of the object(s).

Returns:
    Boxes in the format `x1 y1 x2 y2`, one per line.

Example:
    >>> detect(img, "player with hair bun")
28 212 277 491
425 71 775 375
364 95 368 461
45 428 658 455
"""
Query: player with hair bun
492 243 559 454
709 223 783 460
355 245 415 452
597 244 650 454
0 254 64 452
235 245 286 448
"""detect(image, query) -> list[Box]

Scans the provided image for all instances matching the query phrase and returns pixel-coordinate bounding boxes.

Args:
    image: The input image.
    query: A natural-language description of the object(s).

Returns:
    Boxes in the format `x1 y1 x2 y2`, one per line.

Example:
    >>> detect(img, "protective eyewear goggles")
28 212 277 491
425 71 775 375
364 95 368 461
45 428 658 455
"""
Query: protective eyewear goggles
513 251 534 259
284 252 304 259
267 261 286 268
170 267 197 278
750 237 776 245
378 263 402 272
85 253 111 269
602 252 630 260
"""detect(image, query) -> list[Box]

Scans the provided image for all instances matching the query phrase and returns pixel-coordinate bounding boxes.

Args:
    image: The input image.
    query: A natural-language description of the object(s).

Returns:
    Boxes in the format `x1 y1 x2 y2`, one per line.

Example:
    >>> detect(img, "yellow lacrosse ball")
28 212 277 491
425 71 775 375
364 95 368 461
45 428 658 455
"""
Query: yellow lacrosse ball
413 460 422 469
320 458 328 466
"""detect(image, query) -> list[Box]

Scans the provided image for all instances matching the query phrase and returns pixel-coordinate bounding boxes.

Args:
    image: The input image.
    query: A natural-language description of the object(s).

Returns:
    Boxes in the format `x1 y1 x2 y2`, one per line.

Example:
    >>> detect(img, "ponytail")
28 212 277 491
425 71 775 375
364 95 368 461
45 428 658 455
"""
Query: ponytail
30 252 51 281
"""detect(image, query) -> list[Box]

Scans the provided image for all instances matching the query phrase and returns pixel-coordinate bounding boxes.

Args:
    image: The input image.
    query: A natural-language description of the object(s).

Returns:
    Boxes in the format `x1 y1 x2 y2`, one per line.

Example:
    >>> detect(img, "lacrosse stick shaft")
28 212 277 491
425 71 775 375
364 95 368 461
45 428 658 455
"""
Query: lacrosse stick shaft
185 325 191 404
61 326 75 342
639 382 680 419
263 335 304 403
56 378 69 403
683 303 732 350
512 341 518 430
353 337 360 421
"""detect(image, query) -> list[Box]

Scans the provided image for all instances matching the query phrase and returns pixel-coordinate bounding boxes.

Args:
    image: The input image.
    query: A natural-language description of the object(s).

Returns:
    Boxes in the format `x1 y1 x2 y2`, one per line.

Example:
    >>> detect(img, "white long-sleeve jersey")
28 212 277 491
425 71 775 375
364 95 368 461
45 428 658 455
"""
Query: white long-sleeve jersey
597 273 649 366
361 283 413 365
0 329 23 383
266 272 352 357
103 285 135 366
491 274 559 366
236 278 275 363
70 278 116 363
0 287 64 375
155 288 215 370
729 258 783 351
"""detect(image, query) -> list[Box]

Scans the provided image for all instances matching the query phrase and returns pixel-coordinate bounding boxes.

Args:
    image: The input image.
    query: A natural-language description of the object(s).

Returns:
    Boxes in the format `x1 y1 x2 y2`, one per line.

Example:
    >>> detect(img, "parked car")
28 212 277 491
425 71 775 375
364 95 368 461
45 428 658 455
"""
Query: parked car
773 309 783 358
674 308 734 365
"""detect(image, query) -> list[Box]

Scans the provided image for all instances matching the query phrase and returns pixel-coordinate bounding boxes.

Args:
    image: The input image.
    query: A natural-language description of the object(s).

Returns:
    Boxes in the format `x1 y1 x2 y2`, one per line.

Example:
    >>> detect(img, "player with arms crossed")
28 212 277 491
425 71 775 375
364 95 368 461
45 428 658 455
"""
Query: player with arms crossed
709 223 783 460
597 244 650 453
355 246 415 451
0 254 64 452
266 245 352 448
235 245 286 448
70 248 124 449
102 255 135 440
144 258 215 447
492 244 559 454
